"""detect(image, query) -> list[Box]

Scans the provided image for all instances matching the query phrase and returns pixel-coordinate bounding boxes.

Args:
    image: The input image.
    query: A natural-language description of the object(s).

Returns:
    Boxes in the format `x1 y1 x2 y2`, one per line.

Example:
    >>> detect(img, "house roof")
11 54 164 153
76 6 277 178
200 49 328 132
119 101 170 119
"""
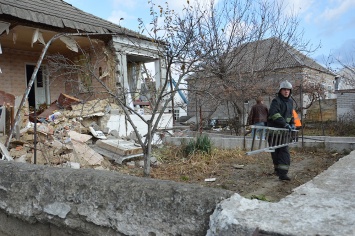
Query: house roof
0 0 140 37
337 67 355 78
233 38 335 76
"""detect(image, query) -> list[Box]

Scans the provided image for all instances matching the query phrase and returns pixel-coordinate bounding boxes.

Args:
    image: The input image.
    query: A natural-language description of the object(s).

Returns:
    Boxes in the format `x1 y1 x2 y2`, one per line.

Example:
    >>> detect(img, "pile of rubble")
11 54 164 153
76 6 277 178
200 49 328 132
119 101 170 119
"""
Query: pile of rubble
5 93 146 170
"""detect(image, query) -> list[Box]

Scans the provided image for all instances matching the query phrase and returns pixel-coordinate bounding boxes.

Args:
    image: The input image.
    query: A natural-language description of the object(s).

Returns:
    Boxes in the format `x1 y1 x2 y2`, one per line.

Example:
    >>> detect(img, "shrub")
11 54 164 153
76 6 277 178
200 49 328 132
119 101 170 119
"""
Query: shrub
183 135 212 156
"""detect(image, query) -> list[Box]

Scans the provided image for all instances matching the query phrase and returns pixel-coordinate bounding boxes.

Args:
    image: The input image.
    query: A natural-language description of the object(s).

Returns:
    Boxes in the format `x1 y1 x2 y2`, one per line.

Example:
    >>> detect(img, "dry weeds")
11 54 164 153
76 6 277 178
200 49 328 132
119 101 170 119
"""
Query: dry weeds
114 145 343 202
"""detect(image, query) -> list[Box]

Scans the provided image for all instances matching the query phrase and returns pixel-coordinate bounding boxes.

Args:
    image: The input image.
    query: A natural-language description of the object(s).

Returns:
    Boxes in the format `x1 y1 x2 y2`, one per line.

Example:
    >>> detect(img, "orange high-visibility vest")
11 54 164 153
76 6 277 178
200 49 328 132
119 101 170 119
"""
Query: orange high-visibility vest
293 109 302 128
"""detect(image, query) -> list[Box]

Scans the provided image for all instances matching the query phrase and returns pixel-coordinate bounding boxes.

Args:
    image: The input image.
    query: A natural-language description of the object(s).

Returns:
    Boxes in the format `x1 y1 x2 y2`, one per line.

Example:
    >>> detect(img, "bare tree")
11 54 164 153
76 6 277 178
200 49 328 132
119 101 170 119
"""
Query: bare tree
137 0 317 139
172 0 313 134
334 50 355 89
43 2 209 176
31 0 315 176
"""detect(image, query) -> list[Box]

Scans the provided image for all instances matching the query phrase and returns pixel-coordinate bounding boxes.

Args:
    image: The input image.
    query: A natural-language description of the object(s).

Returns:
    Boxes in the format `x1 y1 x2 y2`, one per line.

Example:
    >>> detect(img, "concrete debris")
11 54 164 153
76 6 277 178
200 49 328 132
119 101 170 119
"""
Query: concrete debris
36 123 55 135
9 145 27 158
89 127 107 140
68 130 92 143
63 99 111 118
62 161 80 169
109 129 120 138
138 156 160 168
1 94 153 170
14 154 27 163
71 140 103 166
233 164 244 169
1 92 178 170
126 161 136 168
0 142 13 161
91 145 143 165
96 139 143 156
205 178 217 182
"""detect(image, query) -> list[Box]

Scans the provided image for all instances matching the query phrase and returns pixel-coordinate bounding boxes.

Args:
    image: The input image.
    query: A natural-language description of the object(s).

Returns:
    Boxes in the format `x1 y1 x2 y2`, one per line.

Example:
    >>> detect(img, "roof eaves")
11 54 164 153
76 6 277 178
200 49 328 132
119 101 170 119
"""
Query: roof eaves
0 0 158 44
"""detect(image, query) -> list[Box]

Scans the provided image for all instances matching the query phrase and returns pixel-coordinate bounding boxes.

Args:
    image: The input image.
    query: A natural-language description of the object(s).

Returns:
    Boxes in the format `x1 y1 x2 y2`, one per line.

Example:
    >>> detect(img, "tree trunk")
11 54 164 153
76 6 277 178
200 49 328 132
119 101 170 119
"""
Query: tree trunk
143 123 152 177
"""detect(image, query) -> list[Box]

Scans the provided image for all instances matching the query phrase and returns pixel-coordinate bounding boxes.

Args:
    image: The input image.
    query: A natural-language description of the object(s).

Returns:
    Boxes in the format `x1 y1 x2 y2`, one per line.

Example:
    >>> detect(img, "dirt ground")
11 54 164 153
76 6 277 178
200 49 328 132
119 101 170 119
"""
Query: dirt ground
114 146 343 202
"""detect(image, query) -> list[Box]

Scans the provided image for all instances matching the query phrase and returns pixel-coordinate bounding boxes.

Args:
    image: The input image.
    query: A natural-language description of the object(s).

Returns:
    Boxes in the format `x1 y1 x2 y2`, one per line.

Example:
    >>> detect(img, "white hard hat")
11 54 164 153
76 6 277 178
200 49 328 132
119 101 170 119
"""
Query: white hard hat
279 80 292 90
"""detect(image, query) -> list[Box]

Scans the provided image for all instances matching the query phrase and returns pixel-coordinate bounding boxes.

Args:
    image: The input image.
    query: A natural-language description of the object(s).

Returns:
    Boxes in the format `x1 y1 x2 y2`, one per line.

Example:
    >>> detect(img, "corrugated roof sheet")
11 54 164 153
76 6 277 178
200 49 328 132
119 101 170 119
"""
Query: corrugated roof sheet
0 0 140 37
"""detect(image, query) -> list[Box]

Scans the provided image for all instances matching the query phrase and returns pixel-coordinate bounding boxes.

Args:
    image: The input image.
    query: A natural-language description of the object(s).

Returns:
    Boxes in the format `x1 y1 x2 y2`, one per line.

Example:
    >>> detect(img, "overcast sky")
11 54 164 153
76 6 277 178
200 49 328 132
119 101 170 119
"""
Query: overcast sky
65 0 355 70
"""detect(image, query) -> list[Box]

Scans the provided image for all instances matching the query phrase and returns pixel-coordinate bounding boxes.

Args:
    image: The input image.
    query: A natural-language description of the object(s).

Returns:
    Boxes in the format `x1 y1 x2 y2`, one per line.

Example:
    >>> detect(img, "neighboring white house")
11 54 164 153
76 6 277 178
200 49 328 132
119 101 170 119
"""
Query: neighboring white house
334 67 355 120
335 67 355 90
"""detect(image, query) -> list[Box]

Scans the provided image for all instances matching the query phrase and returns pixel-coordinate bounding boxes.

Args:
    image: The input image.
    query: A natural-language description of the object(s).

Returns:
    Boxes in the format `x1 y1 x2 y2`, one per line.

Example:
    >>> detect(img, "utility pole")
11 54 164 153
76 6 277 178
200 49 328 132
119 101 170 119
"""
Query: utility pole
300 76 304 147
296 72 305 148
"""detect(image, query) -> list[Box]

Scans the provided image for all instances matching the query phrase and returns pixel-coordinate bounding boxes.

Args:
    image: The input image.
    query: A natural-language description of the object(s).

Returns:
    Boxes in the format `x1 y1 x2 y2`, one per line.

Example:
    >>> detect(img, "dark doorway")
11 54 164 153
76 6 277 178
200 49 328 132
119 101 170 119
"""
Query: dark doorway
26 65 43 109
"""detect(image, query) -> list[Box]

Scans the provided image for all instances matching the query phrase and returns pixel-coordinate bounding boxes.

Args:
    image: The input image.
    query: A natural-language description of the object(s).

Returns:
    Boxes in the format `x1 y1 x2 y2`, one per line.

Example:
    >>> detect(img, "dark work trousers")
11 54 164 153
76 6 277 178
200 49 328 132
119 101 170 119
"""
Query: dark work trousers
268 136 290 175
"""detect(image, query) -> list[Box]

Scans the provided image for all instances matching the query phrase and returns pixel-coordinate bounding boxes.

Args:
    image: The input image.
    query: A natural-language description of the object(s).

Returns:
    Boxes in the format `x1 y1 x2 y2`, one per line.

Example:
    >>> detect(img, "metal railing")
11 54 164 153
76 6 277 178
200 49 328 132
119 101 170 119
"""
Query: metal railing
246 125 299 155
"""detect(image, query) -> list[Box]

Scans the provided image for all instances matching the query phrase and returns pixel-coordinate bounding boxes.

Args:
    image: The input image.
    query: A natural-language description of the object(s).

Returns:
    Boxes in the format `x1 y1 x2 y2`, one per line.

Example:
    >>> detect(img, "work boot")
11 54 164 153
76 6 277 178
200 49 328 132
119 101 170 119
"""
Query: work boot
279 175 291 181
277 169 291 181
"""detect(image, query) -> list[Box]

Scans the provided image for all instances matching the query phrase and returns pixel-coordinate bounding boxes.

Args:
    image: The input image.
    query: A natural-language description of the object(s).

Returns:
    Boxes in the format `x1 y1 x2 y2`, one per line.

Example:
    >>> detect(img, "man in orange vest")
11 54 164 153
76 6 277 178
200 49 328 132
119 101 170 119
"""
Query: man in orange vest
292 109 302 130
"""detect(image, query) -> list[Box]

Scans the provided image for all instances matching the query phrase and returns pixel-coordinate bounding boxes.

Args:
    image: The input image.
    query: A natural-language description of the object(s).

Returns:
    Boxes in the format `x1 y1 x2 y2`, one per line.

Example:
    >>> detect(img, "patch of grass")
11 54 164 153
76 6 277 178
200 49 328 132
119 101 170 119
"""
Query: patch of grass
250 194 270 202
182 135 212 157
180 175 189 181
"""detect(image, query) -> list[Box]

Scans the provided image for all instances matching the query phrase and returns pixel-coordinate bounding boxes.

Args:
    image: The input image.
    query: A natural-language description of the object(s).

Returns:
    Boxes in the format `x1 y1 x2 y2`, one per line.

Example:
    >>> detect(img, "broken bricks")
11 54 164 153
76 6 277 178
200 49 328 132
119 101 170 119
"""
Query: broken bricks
3 94 142 170
57 93 81 109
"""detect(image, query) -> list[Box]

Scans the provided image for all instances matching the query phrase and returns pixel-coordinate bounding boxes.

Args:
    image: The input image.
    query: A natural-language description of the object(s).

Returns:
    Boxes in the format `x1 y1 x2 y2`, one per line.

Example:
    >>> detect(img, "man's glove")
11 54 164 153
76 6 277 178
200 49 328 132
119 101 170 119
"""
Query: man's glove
284 124 292 132
291 124 296 130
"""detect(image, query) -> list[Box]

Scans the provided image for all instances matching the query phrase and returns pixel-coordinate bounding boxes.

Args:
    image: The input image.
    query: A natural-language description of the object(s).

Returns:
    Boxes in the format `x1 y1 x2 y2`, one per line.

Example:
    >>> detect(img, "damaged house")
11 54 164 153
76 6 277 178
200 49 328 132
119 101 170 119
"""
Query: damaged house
0 0 166 109
187 38 336 131
0 0 171 166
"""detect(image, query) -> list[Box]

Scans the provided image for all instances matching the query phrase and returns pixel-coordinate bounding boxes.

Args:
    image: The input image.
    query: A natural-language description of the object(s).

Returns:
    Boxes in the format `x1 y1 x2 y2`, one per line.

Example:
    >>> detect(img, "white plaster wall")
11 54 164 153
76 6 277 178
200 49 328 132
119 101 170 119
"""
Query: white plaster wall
106 114 173 144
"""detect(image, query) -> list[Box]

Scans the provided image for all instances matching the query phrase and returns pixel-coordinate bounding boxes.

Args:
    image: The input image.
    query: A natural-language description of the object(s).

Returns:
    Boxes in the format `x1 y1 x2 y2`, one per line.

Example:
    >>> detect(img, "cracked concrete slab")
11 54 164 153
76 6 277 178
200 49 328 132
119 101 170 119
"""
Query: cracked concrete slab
96 139 143 156
207 150 355 236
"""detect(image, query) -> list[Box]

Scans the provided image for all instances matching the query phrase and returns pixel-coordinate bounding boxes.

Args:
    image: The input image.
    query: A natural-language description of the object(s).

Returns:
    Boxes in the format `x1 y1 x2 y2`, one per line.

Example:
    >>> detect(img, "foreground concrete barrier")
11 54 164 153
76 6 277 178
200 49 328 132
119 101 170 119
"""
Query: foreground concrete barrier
207 151 355 235
0 161 233 236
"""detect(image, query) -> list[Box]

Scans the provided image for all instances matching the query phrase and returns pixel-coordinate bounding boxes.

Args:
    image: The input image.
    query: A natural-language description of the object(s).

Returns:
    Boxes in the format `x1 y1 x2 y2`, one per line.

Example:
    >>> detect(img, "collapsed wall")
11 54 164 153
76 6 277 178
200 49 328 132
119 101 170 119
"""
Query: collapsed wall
0 161 233 236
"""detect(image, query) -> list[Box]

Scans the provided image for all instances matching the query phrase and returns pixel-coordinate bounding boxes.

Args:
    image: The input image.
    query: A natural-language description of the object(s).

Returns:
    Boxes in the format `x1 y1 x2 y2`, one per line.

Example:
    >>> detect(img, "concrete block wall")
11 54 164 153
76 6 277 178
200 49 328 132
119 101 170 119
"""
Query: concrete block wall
0 161 233 236
306 98 337 121
163 134 355 153
336 92 355 119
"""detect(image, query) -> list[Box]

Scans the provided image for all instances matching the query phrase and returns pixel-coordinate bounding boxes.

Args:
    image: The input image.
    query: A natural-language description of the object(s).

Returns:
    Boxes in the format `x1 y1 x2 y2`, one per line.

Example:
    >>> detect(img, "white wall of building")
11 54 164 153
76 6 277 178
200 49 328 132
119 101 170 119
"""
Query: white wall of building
105 114 173 144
